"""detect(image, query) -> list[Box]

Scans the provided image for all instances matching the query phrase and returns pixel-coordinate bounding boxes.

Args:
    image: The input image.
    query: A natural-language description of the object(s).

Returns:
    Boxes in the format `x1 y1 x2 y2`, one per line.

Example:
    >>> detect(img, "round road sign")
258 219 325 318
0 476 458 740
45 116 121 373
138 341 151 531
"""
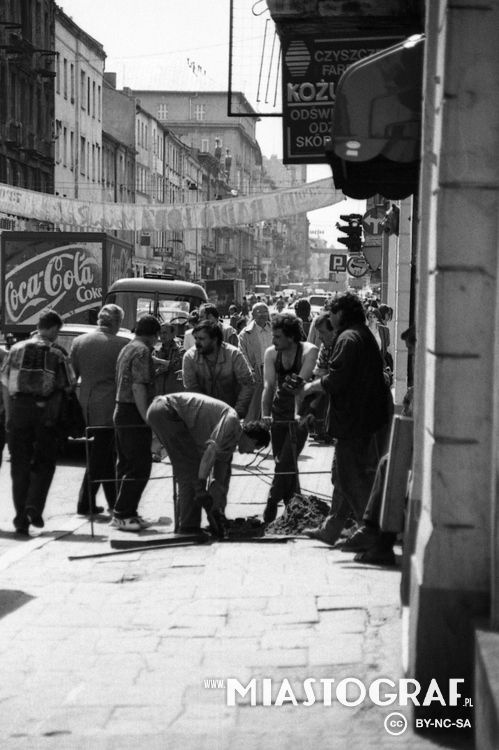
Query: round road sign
346 255 369 278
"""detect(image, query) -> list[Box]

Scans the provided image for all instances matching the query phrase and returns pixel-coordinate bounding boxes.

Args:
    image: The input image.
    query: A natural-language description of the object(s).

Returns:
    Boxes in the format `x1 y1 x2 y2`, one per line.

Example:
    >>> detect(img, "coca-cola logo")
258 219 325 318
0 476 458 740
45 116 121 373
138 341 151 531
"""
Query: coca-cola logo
5 245 101 324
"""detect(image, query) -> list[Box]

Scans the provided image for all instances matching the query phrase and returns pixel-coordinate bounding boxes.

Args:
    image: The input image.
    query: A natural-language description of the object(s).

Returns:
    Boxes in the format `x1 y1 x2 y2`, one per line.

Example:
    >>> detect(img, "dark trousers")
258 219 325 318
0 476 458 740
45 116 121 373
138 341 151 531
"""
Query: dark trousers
363 453 397 547
330 434 381 523
268 421 308 504
147 405 202 531
7 398 59 529
77 427 117 512
113 403 152 519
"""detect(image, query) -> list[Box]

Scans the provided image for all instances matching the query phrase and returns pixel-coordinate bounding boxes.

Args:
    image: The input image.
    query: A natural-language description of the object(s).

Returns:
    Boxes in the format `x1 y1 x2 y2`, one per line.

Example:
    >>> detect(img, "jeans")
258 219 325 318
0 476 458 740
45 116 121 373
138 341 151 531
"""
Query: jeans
78 427 118 512
113 403 152 519
7 397 59 529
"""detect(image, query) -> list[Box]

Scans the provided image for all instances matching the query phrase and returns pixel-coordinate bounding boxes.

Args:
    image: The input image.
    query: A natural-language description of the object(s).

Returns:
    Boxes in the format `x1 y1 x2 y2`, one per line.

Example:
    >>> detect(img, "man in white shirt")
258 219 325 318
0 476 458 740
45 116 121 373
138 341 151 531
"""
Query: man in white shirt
238 303 273 420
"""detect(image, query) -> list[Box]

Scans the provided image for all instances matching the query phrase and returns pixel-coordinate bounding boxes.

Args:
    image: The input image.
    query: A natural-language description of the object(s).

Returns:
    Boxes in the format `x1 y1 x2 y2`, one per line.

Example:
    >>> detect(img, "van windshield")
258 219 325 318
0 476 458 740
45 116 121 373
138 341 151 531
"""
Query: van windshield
107 291 205 330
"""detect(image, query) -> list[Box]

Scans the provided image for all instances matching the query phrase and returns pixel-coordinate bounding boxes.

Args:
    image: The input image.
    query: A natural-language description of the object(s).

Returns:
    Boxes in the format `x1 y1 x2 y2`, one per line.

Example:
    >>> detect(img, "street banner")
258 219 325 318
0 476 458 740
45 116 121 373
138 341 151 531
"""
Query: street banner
0 178 343 231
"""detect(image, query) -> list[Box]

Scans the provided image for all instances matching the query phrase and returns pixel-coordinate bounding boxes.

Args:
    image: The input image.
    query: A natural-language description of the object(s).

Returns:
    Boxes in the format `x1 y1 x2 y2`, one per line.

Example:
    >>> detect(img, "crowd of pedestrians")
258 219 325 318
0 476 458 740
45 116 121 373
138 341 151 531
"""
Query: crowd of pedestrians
0 290 411 566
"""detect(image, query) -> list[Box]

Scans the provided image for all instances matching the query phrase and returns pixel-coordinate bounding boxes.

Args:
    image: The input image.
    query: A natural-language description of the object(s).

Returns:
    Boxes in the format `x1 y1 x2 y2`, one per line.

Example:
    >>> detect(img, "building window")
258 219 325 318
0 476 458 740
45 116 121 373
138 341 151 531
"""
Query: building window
56 54 60 94
194 103 206 121
201 138 209 153
63 58 67 99
80 136 85 174
70 63 74 101
70 131 74 170
92 81 96 117
87 77 91 112
97 85 101 120
63 127 67 166
157 104 168 120
80 71 86 109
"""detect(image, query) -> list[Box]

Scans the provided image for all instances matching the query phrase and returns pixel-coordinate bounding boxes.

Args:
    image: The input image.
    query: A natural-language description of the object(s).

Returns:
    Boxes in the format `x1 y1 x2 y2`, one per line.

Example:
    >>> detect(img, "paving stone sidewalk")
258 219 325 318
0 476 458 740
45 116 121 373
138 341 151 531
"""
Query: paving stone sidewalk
0 443 469 749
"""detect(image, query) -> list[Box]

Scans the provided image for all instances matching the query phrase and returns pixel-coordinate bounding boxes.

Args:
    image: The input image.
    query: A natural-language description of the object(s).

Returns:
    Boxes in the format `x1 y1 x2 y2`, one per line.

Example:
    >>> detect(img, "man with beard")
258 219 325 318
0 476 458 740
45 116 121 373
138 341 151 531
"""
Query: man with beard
182 320 254 418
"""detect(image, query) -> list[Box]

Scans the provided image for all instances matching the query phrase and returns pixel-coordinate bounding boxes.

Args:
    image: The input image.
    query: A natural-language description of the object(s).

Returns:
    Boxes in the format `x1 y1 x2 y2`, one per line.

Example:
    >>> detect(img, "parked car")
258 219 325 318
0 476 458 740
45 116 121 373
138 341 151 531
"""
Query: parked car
56 323 133 357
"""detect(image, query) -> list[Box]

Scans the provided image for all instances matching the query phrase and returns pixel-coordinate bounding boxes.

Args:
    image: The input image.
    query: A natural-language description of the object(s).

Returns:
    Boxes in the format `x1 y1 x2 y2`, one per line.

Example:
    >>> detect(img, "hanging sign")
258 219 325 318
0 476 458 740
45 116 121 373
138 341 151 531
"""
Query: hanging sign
281 35 401 164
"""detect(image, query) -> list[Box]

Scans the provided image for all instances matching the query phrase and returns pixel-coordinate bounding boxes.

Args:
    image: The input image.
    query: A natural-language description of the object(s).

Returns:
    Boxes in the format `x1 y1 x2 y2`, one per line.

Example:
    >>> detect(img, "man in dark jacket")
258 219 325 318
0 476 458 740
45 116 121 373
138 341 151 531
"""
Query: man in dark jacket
1 311 73 534
301 292 393 545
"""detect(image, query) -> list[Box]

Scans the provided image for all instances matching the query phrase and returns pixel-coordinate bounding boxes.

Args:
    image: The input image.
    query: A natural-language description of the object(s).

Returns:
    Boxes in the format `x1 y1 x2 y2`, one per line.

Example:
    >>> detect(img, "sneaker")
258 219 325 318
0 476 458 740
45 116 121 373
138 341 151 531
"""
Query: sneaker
134 515 154 530
110 516 143 533
26 509 44 528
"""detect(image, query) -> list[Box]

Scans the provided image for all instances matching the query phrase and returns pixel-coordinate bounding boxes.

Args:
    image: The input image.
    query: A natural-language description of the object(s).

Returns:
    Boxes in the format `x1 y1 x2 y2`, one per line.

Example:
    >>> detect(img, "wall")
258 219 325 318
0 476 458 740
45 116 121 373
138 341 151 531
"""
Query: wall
407 0 499 722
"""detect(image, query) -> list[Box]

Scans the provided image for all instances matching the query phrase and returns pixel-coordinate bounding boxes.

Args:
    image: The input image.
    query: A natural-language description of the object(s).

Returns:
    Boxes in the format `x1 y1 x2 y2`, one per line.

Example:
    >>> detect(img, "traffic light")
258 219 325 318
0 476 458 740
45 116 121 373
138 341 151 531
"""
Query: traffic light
336 213 363 253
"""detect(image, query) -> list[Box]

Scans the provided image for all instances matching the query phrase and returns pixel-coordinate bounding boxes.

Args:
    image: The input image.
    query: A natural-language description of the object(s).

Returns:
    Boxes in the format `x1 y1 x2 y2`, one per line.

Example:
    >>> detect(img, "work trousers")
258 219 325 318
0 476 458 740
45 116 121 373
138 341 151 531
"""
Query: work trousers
7 397 59 529
147 399 231 532
77 427 117 512
113 403 152 519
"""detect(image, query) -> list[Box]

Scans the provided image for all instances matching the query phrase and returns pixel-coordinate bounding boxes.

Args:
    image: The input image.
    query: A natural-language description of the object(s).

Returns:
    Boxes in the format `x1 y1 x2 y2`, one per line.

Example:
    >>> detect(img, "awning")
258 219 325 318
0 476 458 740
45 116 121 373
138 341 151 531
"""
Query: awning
327 34 424 200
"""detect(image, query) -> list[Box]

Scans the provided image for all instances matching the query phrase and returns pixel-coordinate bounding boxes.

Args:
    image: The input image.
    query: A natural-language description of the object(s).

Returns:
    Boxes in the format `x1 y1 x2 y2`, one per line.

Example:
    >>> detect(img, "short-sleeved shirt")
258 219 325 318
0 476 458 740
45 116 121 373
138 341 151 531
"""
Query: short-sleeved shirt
115 338 155 404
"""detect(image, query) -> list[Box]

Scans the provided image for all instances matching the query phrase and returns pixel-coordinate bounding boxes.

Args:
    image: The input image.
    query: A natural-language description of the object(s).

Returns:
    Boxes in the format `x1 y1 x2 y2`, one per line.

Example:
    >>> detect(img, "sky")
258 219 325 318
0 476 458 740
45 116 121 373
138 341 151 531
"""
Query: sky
57 0 365 246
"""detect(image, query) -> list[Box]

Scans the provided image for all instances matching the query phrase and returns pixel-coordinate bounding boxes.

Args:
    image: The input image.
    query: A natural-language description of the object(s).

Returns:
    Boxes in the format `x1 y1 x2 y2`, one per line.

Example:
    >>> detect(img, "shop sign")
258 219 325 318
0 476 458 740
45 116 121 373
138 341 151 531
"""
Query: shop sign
281 35 401 164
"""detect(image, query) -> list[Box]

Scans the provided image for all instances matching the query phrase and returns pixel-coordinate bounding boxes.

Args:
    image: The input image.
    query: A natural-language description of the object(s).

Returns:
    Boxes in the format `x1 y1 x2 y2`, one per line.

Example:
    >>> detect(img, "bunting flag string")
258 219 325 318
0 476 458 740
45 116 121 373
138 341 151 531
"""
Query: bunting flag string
0 177 342 231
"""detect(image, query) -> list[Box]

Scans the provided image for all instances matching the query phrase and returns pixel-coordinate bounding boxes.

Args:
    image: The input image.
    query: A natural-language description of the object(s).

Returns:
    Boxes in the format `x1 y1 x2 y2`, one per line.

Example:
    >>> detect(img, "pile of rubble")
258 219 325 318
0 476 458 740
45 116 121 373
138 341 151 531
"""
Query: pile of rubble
265 494 330 536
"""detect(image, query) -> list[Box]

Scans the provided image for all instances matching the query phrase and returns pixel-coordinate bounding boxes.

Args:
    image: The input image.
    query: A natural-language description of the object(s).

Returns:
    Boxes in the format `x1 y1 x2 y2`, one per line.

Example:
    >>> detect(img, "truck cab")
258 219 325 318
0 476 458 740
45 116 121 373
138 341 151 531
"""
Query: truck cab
105 276 207 330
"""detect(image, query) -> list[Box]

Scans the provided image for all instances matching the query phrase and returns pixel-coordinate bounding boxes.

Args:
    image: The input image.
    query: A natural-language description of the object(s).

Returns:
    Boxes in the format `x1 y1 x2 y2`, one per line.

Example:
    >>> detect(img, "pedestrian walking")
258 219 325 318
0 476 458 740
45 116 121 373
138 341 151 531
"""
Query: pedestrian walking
0 311 74 534
147 392 269 534
70 304 129 515
261 313 318 523
111 314 161 532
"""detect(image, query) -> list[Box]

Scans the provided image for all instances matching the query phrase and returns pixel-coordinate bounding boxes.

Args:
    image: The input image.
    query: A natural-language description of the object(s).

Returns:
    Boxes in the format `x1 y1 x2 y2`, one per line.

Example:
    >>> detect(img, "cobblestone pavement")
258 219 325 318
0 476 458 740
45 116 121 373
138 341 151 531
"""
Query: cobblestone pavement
0 441 472 749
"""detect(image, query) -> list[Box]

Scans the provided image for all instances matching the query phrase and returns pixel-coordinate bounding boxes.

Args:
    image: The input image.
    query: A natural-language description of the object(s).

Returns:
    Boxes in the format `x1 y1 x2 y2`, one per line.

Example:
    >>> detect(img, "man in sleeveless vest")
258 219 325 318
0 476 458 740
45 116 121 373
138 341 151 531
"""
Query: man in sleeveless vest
261 313 318 523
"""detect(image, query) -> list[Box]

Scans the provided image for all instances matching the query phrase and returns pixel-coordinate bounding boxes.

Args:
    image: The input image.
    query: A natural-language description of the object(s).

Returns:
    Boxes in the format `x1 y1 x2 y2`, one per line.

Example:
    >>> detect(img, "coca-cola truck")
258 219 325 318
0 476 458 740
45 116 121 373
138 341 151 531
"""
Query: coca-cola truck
0 231 133 337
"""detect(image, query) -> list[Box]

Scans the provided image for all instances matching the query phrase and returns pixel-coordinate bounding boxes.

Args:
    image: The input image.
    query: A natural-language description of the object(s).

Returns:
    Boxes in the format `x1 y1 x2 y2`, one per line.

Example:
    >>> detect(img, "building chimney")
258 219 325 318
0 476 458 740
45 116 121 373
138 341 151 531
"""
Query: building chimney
104 72 117 88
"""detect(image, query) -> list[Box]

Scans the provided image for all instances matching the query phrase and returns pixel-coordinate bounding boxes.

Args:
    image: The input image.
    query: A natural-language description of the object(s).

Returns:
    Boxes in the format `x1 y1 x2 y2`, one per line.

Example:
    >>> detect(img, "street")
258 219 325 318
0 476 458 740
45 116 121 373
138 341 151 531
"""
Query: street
0 438 462 749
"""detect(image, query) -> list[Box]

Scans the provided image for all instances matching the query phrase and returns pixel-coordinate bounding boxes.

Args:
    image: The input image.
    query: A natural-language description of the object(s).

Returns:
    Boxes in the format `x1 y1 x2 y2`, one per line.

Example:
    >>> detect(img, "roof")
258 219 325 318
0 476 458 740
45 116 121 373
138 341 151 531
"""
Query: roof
107 278 207 299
